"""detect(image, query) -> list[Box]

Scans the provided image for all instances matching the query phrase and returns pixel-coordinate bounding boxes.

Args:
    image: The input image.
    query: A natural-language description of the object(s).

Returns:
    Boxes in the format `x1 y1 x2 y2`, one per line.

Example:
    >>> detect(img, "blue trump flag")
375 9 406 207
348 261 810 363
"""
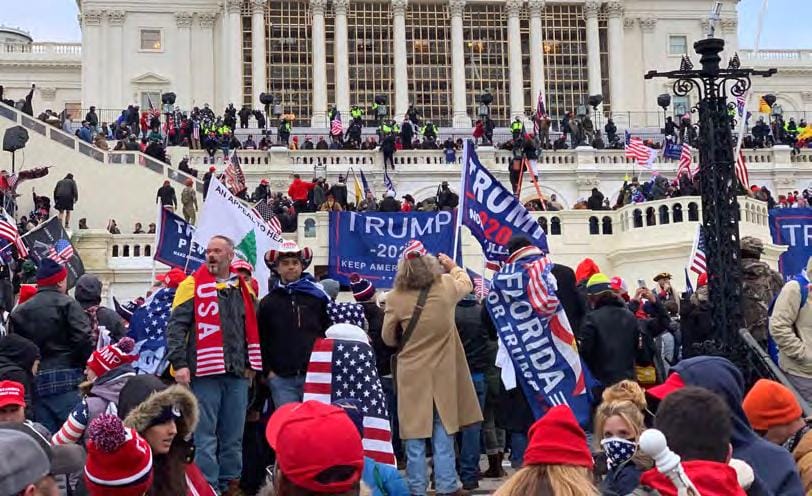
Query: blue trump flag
459 141 548 269
127 286 175 375
769 208 812 278
328 211 456 288
486 246 592 427
154 208 205 271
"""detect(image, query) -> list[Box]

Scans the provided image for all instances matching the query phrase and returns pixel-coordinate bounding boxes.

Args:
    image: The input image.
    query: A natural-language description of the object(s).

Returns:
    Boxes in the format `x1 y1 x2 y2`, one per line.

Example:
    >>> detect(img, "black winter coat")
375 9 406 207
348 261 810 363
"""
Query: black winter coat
9 287 93 371
679 292 714 358
257 288 330 377
0 334 40 412
579 294 640 387
454 299 494 373
551 264 587 339
378 197 401 212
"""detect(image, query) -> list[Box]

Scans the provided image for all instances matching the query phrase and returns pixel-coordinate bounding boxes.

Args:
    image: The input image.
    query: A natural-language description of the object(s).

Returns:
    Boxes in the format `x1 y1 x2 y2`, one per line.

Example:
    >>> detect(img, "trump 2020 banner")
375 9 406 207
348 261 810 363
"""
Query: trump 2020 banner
486 247 592 426
769 208 812 278
154 207 205 272
328 211 456 288
460 140 548 268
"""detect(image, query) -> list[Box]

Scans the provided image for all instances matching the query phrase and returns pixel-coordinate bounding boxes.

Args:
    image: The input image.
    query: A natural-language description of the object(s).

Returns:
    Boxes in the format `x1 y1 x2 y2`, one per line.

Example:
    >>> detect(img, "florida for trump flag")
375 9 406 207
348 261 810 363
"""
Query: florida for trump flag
486 245 592 427
303 325 396 465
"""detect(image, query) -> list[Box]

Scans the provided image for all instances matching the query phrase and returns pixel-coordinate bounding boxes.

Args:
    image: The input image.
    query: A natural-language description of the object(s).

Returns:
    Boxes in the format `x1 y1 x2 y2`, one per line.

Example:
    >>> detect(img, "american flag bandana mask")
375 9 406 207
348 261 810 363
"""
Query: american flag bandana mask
402 240 427 260
601 437 637 470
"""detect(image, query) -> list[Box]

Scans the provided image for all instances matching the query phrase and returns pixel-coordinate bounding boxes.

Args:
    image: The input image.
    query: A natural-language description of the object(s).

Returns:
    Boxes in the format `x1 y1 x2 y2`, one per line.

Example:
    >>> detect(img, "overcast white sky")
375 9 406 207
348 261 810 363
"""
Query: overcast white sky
1 0 805 49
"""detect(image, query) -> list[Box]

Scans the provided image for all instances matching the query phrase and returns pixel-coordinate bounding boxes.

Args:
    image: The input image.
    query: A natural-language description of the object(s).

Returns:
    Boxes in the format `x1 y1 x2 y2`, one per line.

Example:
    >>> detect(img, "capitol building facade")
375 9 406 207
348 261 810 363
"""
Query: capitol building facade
1 0 809 129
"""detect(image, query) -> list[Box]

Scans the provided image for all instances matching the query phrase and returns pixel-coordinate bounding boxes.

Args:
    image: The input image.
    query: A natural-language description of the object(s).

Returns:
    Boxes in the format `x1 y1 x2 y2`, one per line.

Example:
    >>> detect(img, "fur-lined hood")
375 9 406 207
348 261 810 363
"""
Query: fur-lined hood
120 379 198 438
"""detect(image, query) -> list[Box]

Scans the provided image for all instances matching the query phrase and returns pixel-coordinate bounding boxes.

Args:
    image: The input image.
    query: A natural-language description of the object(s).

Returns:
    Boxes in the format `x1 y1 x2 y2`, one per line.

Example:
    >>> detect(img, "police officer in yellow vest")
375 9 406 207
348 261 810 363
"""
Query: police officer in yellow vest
510 116 524 139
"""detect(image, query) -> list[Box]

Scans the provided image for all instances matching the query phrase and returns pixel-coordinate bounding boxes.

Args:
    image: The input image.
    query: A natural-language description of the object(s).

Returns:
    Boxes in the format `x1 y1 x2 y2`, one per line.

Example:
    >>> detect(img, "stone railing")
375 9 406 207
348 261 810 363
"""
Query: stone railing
0 42 82 60
739 49 812 67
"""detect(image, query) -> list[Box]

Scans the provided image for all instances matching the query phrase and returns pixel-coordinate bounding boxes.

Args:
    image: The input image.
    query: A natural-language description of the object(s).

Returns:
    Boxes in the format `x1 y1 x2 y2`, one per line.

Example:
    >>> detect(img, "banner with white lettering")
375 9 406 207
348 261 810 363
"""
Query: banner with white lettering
154 208 205 271
460 140 548 269
486 248 592 426
769 208 812 278
328 211 456 288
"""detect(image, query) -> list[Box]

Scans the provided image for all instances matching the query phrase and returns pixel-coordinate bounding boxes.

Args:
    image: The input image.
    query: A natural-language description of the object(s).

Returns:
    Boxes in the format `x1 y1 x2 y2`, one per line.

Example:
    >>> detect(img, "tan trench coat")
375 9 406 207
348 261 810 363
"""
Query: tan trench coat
382 267 483 439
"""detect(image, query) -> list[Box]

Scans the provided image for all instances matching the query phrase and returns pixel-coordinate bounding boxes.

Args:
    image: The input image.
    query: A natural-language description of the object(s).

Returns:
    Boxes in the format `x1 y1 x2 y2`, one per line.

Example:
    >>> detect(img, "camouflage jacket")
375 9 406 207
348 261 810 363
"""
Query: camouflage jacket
741 258 784 341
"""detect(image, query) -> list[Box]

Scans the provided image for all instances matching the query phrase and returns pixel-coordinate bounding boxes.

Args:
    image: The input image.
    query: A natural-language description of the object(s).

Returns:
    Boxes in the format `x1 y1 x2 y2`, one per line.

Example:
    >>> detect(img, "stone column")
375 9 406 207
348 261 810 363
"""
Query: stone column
175 12 193 110
334 0 350 116
80 10 103 108
311 0 328 127
219 4 230 109
449 0 469 128
392 0 409 120
226 0 244 106
639 17 657 123
108 11 126 109
606 1 624 115
196 13 217 107
250 1 267 109
505 0 524 119
528 0 545 106
584 1 603 102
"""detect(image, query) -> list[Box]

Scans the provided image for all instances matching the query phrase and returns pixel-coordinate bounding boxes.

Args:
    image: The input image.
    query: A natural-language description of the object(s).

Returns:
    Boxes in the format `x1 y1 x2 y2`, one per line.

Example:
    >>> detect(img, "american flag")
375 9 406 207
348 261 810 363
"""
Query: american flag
525 254 560 316
0 209 27 257
330 111 343 136
533 90 547 136
225 151 247 195
127 286 175 375
466 268 490 299
192 121 200 141
47 238 74 265
736 94 746 117
677 143 694 179
688 224 707 275
251 200 282 235
383 169 396 196
303 337 396 466
625 137 658 168
735 149 750 190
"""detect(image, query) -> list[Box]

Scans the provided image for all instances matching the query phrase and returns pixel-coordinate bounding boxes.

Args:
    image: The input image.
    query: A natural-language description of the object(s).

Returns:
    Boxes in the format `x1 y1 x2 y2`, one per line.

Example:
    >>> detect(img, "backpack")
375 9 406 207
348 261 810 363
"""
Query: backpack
767 274 809 364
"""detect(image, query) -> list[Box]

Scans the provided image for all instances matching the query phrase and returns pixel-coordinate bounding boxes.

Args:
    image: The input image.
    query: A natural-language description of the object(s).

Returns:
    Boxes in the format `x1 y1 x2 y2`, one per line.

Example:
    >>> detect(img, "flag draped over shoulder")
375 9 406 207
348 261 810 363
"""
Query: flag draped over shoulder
485 246 592 426
303 326 396 465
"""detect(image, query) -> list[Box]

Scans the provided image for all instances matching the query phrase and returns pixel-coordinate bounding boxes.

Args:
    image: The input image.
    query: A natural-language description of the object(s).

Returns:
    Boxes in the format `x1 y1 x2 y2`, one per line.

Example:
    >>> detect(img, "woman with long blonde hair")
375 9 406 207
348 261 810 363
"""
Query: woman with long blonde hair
593 399 653 495
494 405 598 496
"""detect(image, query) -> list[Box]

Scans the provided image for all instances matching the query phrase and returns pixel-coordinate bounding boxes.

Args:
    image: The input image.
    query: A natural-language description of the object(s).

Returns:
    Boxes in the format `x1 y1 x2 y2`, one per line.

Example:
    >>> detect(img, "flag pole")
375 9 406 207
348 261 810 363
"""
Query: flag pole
453 141 471 262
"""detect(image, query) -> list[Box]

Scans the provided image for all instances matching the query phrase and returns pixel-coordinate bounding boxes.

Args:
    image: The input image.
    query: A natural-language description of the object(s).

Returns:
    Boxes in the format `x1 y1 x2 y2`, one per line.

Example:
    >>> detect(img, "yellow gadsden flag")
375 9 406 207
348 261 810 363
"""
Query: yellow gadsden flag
758 97 772 114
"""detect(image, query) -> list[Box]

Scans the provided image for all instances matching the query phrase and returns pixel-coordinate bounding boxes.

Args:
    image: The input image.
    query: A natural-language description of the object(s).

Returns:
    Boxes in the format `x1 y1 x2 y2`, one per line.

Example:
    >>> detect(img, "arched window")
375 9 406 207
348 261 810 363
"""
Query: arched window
589 216 599 235
688 202 699 222
134 245 141 257
304 218 317 238
645 207 656 226
602 216 613 235
112 245 119 257
659 205 670 225
673 203 683 223
537 217 548 234
551 217 561 235
633 209 643 228
123 245 130 257
145 245 152 257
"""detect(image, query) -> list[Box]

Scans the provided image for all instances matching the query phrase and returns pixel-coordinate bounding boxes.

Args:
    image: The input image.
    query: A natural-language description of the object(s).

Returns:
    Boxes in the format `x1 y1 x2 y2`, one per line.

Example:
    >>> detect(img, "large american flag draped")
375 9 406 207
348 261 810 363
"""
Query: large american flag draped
625 137 658 167
303 336 396 465
688 224 707 275
677 143 695 179
127 286 175 375
735 149 750 190
0 209 27 257
330 111 343 136
224 151 247 195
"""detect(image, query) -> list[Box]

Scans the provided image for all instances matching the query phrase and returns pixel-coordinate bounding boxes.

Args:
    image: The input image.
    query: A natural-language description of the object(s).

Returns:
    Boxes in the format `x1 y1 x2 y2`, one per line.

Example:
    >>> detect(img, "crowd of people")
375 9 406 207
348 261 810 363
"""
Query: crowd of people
1 212 812 496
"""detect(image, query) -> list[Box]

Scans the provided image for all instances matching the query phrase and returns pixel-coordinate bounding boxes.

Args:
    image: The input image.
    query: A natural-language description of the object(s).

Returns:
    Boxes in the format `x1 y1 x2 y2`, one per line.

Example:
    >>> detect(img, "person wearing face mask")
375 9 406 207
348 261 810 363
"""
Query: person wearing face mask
593 400 652 495
118 374 216 496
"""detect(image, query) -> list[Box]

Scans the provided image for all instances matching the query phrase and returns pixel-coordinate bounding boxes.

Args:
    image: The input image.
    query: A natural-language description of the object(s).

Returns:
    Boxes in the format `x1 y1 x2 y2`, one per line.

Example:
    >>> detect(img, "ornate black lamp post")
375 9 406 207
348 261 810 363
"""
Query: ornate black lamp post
645 37 776 369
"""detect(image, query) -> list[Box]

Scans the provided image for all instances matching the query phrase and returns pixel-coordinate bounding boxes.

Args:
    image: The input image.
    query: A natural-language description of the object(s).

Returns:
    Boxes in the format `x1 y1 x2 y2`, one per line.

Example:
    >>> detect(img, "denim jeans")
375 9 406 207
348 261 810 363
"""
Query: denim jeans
459 372 486 484
191 374 249 491
510 432 528 469
268 374 305 408
404 408 460 495
34 389 80 434
380 376 403 459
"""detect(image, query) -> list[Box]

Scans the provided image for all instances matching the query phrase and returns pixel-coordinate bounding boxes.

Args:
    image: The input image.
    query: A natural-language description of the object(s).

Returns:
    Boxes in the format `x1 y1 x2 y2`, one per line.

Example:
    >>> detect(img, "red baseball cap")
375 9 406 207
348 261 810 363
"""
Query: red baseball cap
265 401 364 493
0 380 26 408
155 268 187 289
647 372 686 401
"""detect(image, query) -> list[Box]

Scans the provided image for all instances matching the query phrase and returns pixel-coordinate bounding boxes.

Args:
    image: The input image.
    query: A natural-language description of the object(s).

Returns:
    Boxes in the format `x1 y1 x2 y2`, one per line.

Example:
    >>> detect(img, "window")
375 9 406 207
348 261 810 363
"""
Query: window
140 92 161 110
669 35 687 55
140 29 162 51
673 95 690 116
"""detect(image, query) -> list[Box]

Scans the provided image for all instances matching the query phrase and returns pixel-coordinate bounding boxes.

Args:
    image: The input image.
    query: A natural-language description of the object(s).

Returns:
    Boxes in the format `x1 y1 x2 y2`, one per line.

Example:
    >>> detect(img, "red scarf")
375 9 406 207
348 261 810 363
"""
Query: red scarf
192 265 261 377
